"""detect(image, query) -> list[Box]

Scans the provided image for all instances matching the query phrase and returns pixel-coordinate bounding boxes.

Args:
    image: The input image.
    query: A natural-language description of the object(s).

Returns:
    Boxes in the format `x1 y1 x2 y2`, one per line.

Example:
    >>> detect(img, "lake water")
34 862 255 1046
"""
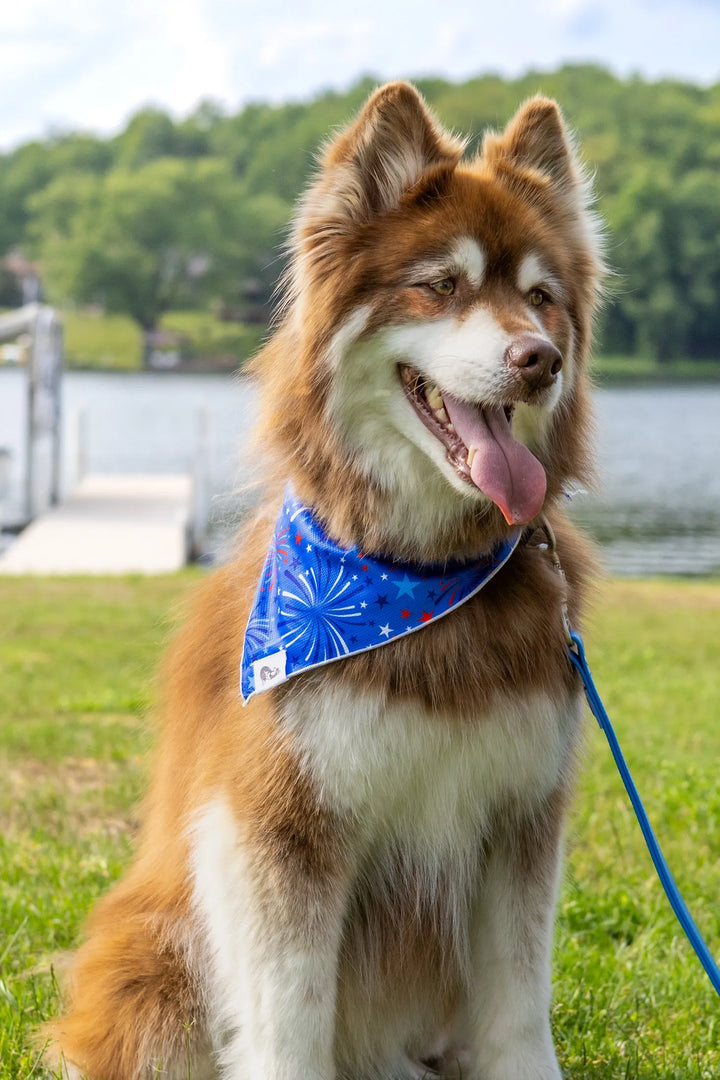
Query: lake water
1 368 719 575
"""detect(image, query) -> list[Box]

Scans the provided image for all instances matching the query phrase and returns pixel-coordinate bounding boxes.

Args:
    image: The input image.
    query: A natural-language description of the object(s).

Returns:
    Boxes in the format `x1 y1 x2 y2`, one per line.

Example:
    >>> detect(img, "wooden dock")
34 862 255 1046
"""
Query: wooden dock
0 474 194 575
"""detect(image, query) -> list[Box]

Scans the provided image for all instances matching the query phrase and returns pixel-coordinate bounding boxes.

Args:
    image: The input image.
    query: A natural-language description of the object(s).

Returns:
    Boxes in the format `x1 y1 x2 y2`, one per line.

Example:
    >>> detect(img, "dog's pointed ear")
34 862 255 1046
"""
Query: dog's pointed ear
485 97 577 187
483 96 604 264
316 82 465 222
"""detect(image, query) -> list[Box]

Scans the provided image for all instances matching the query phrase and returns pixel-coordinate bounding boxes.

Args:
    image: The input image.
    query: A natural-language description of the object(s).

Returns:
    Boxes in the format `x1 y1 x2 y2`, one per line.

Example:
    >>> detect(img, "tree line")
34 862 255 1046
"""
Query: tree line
2 63 720 363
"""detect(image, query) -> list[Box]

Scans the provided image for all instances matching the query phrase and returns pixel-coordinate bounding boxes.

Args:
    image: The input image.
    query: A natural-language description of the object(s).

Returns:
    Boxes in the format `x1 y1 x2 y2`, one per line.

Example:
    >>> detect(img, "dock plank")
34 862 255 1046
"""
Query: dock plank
0 474 193 575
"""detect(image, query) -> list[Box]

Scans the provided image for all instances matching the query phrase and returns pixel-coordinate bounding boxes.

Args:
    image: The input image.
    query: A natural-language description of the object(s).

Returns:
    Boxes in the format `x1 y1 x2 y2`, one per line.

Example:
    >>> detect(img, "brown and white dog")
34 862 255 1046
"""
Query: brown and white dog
47 83 603 1079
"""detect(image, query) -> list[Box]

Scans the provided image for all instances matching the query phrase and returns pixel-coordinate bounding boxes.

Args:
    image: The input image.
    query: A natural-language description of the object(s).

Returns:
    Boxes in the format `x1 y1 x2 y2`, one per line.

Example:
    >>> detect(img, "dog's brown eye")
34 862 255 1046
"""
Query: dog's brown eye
430 279 454 296
528 288 548 307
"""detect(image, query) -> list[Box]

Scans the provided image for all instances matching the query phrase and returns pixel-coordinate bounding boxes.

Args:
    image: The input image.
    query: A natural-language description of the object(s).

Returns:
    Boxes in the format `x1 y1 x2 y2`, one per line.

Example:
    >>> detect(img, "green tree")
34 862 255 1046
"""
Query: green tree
30 158 287 333
8 64 720 363
671 169 720 358
0 134 111 254
113 108 181 169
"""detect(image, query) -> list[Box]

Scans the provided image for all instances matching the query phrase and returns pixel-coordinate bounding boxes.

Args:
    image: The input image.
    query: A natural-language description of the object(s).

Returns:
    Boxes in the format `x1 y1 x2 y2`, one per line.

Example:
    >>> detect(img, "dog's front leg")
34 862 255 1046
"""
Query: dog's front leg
468 790 566 1080
192 796 353 1080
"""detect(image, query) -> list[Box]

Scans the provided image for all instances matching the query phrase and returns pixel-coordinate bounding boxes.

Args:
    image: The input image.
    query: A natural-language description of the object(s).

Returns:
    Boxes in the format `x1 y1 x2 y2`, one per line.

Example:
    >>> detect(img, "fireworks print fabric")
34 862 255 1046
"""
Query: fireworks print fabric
240 488 521 703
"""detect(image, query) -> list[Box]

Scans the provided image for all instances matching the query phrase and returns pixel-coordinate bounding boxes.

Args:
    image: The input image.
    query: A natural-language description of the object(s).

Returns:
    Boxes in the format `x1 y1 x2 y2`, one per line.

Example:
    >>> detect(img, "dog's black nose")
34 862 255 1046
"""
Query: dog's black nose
506 334 562 391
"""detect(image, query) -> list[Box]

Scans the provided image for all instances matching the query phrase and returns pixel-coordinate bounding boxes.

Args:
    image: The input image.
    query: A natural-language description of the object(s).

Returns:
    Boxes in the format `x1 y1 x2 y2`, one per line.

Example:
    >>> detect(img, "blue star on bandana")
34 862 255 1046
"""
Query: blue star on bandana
240 488 521 703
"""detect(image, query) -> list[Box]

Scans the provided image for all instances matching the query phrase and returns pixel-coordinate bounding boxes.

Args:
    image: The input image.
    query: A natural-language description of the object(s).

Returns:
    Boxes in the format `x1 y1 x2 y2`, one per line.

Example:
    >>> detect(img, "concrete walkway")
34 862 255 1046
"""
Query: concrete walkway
0 474 194 574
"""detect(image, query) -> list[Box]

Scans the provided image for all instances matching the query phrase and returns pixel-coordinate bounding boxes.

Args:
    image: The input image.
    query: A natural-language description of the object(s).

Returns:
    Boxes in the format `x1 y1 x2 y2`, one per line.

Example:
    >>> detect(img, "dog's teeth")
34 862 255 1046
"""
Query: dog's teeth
426 385 444 410
435 407 449 424
467 445 477 467
447 423 455 433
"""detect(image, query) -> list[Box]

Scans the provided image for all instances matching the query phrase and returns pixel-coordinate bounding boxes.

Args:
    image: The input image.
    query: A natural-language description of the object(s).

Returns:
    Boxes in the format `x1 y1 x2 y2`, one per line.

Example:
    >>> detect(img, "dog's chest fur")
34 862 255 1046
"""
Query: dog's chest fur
283 682 580 854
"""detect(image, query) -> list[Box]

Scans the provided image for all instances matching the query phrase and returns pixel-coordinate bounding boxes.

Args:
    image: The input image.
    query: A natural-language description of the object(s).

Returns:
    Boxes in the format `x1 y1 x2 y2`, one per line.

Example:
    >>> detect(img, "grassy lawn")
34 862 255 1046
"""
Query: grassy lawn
591 354 720 381
61 311 143 372
0 574 718 1077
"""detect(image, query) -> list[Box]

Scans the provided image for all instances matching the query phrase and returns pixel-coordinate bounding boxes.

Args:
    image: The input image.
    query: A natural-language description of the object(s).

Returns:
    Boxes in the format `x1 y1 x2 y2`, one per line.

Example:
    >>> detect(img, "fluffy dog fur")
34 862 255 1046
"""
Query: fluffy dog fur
46 83 604 1079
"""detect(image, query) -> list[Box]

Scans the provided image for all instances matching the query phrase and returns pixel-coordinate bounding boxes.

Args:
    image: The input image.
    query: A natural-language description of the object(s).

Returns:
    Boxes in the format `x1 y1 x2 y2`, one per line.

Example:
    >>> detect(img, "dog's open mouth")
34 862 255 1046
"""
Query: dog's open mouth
399 364 547 525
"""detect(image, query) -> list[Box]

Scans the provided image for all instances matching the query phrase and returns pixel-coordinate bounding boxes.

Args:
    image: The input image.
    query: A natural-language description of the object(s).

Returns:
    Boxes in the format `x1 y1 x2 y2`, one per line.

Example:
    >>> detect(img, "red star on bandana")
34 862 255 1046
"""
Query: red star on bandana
420 610 434 623
400 608 410 619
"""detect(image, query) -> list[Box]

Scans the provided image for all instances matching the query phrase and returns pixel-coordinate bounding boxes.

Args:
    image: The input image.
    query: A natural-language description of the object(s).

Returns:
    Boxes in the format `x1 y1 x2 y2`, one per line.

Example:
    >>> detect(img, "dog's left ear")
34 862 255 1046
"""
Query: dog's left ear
485 97 578 189
311 82 465 224
484 97 603 263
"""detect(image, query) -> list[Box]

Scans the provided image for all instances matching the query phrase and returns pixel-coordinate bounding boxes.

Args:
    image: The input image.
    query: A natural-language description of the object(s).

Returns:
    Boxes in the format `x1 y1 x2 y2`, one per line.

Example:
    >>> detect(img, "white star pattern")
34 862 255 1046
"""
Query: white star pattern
379 623 392 638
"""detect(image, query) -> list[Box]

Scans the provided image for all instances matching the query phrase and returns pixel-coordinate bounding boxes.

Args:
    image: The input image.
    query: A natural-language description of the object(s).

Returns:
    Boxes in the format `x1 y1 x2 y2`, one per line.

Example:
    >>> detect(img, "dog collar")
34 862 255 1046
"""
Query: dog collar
240 488 521 703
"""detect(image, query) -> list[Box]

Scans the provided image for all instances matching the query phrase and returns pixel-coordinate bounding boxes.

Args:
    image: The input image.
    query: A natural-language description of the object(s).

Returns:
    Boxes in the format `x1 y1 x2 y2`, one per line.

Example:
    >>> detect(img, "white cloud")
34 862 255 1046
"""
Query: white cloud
0 0 718 150
542 0 595 15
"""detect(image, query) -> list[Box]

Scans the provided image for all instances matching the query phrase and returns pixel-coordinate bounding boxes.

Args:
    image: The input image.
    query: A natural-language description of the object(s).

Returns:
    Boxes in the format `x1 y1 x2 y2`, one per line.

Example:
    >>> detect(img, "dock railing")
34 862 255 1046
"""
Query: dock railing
0 304 63 525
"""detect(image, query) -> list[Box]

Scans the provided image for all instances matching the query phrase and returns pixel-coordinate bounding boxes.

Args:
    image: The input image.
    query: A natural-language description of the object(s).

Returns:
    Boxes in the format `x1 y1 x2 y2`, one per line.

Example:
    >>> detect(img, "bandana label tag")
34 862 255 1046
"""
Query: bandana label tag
251 650 287 693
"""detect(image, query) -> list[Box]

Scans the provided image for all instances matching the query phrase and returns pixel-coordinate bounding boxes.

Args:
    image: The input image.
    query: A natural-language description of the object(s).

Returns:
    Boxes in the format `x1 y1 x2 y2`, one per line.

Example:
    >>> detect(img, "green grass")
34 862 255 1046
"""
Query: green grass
0 573 201 1077
555 579 720 1077
161 310 266 364
591 353 720 381
1 575 718 1077
61 310 143 371
62 309 265 371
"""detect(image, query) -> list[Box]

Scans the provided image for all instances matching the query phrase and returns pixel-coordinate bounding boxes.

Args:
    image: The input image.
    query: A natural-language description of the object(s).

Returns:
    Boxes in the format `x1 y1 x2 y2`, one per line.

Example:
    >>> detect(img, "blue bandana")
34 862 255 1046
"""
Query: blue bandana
240 488 521 703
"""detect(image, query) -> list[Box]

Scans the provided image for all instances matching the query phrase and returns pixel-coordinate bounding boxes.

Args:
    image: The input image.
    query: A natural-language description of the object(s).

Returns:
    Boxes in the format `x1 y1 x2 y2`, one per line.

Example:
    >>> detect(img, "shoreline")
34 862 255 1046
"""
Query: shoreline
22 362 720 384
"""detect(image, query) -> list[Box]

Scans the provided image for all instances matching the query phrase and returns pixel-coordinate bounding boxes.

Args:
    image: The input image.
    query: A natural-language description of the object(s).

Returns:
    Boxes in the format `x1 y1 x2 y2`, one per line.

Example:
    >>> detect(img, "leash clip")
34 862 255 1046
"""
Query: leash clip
537 514 574 647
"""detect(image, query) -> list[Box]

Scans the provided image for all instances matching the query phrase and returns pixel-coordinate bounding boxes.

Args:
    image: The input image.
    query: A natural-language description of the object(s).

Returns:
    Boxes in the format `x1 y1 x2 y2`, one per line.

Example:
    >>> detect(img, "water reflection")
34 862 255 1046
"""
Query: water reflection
568 385 720 575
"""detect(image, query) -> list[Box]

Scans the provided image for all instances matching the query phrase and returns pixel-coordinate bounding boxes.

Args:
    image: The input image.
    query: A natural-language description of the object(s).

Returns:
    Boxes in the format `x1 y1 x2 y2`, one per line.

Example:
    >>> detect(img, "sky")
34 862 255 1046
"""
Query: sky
2 0 719 151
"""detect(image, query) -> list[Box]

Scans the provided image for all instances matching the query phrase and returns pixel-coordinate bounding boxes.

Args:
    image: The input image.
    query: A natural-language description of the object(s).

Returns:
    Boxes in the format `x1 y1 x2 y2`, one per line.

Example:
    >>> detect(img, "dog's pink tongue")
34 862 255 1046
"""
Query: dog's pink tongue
442 396 547 525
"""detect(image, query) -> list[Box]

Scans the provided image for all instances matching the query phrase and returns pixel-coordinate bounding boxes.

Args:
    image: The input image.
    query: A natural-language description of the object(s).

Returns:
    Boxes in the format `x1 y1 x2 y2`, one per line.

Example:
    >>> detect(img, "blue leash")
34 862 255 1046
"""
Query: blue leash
567 628 720 997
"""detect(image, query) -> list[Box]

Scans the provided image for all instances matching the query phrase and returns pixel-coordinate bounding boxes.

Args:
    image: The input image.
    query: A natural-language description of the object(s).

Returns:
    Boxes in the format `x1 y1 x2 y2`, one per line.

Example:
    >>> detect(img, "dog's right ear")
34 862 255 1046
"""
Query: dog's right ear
310 82 465 225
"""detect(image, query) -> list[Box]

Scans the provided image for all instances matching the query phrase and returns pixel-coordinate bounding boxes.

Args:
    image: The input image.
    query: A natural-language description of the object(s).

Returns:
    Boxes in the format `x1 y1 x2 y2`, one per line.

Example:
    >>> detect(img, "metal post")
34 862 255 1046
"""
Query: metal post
0 304 63 525
191 405 210 558
24 307 38 521
68 407 87 489
50 313 63 505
